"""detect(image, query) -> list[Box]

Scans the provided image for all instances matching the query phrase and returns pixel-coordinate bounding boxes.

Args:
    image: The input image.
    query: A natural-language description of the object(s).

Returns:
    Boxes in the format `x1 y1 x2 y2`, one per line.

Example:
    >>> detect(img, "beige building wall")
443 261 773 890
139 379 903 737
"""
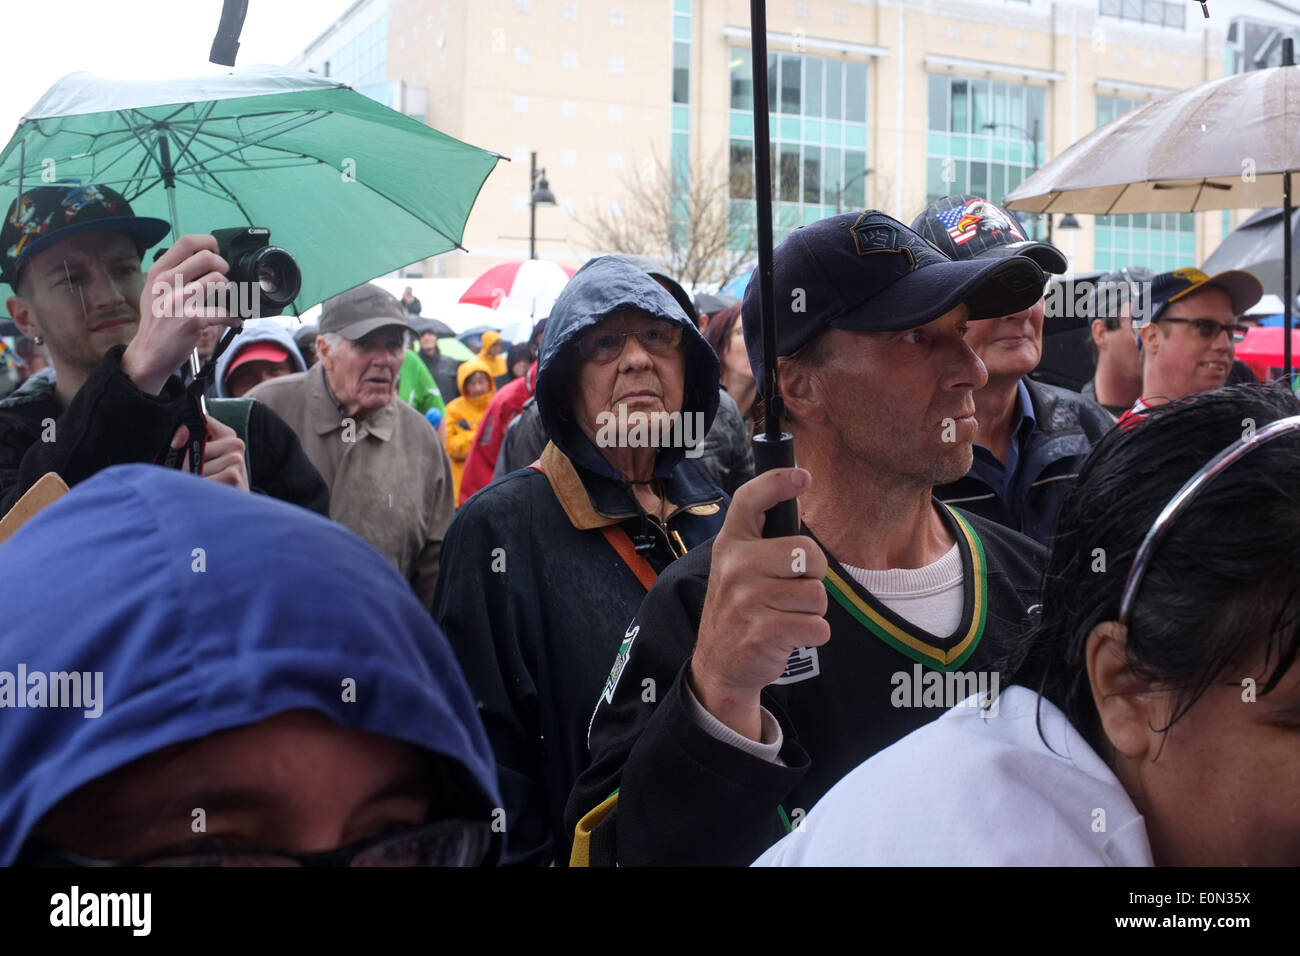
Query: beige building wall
297 0 1246 283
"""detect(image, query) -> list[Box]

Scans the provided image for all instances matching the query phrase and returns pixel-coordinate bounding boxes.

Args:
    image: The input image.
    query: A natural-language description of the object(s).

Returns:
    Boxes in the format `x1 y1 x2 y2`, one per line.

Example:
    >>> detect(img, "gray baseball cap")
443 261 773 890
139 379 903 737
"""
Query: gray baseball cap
318 284 411 341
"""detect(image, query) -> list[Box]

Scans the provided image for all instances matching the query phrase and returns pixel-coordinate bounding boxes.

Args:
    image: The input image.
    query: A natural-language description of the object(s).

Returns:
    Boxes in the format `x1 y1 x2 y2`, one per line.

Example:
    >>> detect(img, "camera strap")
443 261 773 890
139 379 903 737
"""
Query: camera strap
155 326 241 472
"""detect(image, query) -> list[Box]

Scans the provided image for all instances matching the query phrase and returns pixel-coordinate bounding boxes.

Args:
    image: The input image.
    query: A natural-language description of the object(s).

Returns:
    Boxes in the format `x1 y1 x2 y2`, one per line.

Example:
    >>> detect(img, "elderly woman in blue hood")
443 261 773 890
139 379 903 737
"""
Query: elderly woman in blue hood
0 465 501 867
432 255 727 866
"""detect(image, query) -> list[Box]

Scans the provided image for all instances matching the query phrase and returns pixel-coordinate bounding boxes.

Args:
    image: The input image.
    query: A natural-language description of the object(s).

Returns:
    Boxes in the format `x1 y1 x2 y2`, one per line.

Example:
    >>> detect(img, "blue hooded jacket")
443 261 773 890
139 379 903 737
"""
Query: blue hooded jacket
214 318 308 398
433 256 727 866
534 255 721 481
0 464 499 865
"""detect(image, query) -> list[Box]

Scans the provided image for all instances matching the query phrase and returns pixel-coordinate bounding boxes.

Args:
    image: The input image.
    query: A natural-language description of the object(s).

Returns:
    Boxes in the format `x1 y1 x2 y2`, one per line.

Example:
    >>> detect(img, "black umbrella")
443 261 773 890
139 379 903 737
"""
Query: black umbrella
694 292 738 317
748 0 799 538
411 316 456 338
1203 207 1300 302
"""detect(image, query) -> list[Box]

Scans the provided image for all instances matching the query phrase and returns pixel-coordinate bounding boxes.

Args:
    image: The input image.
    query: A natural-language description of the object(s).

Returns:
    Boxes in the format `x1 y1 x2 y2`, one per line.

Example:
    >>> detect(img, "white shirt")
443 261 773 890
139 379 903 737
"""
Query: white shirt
752 685 1154 866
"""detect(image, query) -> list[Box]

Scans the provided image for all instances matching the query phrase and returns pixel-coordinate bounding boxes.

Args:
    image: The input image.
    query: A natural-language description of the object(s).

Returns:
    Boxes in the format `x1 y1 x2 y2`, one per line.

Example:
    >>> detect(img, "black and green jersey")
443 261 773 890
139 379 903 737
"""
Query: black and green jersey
565 504 1046 867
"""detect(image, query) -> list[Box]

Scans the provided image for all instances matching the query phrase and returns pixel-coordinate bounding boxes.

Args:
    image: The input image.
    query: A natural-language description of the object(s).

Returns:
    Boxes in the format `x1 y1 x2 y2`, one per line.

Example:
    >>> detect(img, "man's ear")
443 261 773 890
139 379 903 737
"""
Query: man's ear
1085 620 1163 761
6 295 38 342
1140 321 1162 356
776 353 826 425
1090 319 1108 349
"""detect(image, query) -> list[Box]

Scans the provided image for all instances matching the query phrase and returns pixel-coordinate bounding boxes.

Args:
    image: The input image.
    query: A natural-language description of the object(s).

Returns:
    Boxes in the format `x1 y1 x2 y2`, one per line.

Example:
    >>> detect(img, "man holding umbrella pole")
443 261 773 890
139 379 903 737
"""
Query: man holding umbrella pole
565 0 1049 867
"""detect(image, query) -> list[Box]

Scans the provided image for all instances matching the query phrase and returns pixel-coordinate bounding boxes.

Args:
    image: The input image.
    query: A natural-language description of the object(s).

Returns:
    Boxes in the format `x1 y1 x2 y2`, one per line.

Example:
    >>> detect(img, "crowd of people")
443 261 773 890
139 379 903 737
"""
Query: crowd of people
1 181 1295 868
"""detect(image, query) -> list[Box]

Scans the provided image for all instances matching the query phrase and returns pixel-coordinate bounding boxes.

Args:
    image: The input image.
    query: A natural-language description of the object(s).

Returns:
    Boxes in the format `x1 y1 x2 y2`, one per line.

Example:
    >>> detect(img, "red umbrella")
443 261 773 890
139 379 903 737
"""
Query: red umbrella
459 260 576 316
1235 326 1300 383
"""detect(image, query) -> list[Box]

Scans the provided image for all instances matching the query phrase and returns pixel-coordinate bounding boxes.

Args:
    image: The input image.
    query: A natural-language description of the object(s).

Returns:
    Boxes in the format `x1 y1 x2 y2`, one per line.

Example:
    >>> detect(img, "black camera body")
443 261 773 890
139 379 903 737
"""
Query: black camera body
211 227 301 318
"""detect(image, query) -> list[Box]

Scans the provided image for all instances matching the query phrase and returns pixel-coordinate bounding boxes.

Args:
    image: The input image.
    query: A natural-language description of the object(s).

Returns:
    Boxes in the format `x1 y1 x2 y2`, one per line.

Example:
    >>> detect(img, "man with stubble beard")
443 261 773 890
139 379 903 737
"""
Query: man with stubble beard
566 211 1050 866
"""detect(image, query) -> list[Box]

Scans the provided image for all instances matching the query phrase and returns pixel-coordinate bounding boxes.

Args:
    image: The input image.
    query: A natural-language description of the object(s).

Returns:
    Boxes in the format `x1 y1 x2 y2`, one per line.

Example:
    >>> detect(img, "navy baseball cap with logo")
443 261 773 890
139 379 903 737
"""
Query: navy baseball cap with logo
1 182 170 288
740 210 1045 393
1147 267 1263 324
911 194 1068 275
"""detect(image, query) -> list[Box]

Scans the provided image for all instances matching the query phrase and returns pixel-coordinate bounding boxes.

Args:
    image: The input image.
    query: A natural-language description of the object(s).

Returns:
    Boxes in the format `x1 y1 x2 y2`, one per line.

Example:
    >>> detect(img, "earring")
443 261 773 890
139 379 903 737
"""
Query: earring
32 335 43 346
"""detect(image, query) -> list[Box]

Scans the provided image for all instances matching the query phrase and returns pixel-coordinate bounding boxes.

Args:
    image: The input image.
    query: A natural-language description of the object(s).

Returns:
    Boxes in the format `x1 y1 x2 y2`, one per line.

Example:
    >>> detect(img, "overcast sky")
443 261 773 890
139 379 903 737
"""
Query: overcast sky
0 0 356 137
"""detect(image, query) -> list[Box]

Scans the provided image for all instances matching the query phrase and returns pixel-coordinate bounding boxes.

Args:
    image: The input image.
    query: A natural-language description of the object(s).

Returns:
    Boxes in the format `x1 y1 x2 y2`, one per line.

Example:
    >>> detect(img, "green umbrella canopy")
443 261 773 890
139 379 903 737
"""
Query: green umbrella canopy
0 66 502 315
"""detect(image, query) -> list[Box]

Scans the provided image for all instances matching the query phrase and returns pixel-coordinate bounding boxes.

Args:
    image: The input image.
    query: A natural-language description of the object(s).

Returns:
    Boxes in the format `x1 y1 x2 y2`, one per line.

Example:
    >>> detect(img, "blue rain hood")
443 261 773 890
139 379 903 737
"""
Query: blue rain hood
213 319 307 398
534 256 720 482
0 464 500 865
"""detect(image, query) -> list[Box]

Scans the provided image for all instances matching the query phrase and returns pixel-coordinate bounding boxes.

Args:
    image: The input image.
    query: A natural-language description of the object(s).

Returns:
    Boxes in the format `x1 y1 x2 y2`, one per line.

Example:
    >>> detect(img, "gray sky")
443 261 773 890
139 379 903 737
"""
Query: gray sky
0 0 356 138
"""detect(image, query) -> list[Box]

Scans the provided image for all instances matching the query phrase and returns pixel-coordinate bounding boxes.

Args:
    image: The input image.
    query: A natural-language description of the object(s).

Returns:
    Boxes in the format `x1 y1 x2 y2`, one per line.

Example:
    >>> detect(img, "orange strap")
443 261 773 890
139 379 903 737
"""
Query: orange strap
530 460 659 591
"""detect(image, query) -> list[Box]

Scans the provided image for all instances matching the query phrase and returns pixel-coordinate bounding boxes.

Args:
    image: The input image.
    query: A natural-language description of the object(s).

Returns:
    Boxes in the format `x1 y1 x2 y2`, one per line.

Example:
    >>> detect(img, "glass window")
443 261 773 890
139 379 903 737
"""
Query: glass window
768 53 778 111
1164 1 1184 28
992 82 1007 128
970 80 989 135
928 75 947 131
806 59 823 118
731 138 752 197
781 55 801 114
673 42 689 104
951 80 969 133
803 146 821 203
1026 86 1045 130
822 146 841 205
844 62 867 124
780 144 800 201
843 150 866 208
1100 0 1121 15
970 160 988 198
730 49 752 110
1123 0 1143 18
826 61 842 121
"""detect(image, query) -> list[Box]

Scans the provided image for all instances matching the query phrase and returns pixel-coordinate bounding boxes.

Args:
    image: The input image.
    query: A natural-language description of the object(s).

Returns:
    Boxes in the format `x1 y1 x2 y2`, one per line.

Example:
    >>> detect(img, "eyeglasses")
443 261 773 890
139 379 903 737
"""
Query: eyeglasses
1160 317 1249 344
16 818 493 868
576 320 683 364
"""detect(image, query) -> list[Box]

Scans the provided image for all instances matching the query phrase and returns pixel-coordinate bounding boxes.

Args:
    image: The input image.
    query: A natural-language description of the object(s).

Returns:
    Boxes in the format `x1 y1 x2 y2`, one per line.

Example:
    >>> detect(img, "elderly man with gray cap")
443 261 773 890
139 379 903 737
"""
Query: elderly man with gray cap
249 283 454 603
567 210 1049 867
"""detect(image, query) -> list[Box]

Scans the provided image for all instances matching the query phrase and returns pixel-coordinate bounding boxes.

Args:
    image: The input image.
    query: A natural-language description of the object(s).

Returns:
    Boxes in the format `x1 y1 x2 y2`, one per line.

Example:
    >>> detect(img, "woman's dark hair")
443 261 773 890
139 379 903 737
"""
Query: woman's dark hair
702 303 742 361
1007 383 1300 753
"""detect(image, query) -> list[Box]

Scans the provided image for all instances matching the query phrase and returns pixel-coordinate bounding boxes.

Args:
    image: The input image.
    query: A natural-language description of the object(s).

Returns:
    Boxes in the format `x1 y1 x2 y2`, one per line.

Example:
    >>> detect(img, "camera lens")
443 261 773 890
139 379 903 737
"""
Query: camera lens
249 247 301 308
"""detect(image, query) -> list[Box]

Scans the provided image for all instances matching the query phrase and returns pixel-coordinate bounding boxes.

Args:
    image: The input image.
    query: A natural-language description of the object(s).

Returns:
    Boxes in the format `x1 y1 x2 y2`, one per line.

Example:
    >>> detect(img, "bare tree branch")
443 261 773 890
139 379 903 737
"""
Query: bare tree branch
580 148 758 292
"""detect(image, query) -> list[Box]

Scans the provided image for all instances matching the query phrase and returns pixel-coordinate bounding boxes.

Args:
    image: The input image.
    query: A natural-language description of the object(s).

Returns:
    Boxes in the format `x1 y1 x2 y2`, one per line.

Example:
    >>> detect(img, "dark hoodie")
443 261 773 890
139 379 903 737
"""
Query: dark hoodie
0 464 501 866
432 255 727 866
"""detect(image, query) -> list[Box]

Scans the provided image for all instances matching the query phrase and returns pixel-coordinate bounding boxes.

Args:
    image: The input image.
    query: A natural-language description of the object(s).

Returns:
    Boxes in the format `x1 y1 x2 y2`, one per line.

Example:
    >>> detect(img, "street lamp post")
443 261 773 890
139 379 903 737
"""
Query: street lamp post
835 167 873 214
529 150 556 260
983 118 1042 241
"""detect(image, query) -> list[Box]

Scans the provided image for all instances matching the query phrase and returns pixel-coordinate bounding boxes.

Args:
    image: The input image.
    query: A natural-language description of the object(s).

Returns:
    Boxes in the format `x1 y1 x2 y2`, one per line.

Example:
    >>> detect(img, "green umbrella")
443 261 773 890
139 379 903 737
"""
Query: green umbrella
0 65 502 317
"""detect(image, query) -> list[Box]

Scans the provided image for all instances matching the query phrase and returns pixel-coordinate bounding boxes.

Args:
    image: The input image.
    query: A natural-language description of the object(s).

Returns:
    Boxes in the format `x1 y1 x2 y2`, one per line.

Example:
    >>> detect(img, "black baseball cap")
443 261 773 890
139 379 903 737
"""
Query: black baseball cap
911 195 1068 275
740 210 1045 393
2 182 170 288
1147 267 1263 324
318 284 411 341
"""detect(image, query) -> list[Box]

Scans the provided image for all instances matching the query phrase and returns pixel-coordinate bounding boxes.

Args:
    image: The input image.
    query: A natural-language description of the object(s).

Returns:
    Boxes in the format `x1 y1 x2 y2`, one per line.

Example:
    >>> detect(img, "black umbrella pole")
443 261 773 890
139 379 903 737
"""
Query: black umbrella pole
1287 171 1294 388
749 0 798 538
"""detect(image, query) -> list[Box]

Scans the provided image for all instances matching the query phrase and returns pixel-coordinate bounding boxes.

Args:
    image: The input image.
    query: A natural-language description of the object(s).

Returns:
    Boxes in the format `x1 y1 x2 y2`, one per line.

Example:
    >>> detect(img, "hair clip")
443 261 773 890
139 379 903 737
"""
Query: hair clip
1118 414 1300 625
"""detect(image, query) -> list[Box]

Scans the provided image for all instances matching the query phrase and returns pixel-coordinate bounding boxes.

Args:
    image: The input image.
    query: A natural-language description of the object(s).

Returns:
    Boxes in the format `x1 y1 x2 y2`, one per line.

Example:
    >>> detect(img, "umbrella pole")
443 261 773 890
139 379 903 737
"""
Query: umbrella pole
1287 170 1294 390
158 133 210 415
749 0 798 538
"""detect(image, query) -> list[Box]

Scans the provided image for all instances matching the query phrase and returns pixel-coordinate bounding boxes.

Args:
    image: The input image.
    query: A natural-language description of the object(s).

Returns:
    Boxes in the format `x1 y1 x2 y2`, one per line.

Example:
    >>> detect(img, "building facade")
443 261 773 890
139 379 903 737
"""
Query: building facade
292 0 1299 282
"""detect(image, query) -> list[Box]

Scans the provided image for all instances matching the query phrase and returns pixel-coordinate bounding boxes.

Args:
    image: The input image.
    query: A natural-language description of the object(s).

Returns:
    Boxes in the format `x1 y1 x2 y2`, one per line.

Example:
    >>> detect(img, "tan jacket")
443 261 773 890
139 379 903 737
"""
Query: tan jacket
248 363 453 605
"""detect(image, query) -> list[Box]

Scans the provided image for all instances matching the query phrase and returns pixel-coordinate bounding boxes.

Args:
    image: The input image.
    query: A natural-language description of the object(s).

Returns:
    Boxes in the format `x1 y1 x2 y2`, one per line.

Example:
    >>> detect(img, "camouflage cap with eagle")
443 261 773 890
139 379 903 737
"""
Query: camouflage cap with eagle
911 194 1068 275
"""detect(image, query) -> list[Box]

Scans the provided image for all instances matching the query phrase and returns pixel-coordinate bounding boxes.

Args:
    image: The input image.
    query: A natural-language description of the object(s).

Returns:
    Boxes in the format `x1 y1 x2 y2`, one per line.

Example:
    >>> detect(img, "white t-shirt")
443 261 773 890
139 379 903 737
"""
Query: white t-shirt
752 685 1154 866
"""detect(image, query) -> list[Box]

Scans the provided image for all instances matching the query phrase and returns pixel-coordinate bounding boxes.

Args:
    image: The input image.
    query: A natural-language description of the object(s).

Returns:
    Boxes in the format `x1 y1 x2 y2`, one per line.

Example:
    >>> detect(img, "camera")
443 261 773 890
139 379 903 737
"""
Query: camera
211 227 301 318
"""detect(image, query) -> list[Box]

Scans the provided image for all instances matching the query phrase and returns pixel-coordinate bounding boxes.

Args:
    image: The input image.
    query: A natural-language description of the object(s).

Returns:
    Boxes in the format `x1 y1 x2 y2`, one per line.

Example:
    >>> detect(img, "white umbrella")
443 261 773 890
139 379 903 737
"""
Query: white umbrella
1005 52 1300 377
